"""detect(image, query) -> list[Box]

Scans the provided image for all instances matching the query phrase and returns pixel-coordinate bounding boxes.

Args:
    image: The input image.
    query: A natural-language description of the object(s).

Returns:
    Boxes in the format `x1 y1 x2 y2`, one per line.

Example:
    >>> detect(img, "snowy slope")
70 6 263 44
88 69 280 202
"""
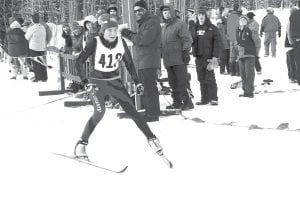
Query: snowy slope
0 9 300 215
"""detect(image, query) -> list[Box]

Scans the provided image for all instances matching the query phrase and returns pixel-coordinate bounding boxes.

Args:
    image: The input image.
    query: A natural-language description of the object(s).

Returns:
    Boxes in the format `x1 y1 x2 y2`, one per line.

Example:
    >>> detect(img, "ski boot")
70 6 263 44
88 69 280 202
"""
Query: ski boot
74 139 89 161
147 137 173 168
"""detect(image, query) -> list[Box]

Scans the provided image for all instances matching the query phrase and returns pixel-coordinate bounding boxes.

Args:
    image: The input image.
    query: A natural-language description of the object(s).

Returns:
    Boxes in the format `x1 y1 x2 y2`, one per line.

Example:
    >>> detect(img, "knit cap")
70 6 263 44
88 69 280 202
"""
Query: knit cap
98 14 118 33
134 0 148 10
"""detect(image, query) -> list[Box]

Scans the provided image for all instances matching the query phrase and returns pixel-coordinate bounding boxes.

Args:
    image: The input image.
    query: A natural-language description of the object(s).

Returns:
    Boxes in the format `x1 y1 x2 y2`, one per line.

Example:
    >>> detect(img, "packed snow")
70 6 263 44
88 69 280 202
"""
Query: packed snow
0 8 299 215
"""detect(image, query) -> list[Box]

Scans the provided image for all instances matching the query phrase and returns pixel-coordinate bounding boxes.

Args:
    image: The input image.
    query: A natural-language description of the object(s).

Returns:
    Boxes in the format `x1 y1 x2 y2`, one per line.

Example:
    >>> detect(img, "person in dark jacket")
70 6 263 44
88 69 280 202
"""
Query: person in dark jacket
289 0 300 84
260 7 281 57
237 15 260 98
190 6 221 106
6 20 29 79
160 4 193 110
62 23 72 53
74 14 171 168
121 0 161 122
285 6 298 83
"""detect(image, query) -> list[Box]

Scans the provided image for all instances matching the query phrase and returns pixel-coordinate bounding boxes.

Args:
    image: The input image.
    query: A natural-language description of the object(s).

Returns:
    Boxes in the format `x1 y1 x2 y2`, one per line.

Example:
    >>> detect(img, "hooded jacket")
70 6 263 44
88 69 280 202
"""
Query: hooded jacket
6 21 28 57
190 15 221 58
160 4 192 67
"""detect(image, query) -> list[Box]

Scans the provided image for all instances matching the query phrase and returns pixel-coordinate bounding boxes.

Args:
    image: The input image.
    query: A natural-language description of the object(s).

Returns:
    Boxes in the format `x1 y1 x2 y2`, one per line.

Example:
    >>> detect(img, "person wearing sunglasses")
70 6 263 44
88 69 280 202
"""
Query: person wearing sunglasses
121 0 161 122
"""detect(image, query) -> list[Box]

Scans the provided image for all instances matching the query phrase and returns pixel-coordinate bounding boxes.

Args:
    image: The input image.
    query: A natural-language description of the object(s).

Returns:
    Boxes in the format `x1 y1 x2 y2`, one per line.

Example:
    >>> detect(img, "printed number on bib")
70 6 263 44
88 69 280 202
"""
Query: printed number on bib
98 53 123 69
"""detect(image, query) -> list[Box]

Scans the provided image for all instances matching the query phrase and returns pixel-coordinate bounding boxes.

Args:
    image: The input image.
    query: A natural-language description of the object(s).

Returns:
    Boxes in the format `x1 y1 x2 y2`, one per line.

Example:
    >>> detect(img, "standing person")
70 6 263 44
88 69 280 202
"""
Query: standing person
289 1 300 85
25 13 47 82
260 7 281 58
190 7 221 106
61 23 72 54
160 4 193 110
83 15 98 47
74 14 172 168
247 12 262 74
236 15 260 98
226 3 241 76
216 12 230 75
121 0 161 122
285 6 298 83
6 20 29 79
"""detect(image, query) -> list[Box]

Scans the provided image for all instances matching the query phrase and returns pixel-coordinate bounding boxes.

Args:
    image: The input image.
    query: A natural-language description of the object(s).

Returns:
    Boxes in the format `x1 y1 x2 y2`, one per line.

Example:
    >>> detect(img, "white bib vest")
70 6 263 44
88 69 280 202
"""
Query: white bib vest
94 36 125 72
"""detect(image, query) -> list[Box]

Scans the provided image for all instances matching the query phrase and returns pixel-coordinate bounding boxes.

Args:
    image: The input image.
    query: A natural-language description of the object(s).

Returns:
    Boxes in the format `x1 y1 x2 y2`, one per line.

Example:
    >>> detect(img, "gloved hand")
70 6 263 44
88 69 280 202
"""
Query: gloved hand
136 83 144 95
182 50 190 64
207 57 218 71
81 78 89 87
121 28 134 40
260 32 263 37
278 31 281 38
85 83 97 93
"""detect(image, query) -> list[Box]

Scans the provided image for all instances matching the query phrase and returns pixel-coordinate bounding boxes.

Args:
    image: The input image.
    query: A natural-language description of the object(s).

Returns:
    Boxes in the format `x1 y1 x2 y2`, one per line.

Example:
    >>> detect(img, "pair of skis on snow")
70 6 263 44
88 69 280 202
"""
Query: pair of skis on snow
54 152 173 174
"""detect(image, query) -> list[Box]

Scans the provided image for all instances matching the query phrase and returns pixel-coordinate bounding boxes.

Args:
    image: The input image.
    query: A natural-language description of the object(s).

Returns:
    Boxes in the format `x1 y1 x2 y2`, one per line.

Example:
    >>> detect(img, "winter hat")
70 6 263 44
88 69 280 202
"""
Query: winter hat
98 14 118 33
134 0 148 10
266 7 274 13
160 5 171 12
197 6 207 14
107 4 118 13
186 8 195 14
239 15 249 24
83 15 97 30
32 13 40 23
10 20 21 29
70 21 82 32
246 12 255 19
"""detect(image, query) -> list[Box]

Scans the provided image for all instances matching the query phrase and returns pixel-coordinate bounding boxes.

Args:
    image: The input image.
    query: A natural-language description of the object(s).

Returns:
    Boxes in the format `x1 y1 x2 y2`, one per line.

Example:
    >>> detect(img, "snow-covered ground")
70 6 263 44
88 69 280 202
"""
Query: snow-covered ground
1 8 300 215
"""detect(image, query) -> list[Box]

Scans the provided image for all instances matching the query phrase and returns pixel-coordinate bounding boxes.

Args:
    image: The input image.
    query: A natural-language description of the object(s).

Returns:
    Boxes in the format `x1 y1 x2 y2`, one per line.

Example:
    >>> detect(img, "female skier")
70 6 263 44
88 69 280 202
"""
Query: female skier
75 14 172 168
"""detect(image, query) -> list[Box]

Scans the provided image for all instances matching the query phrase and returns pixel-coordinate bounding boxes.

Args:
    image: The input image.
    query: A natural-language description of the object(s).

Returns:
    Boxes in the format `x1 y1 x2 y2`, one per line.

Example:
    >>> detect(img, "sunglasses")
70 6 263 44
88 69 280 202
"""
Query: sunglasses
134 8 144 14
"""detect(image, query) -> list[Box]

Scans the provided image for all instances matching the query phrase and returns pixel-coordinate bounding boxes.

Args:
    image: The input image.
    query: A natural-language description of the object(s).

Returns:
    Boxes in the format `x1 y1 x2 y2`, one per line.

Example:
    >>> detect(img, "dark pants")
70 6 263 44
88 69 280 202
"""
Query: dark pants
29 49 47 81
286 49 297 80
139 68 160 117
196 57 218 102
220 49 229 74
81 78 155 142
239 57 255 95
293 41 300 82
166 65 190 105
264 32 277 57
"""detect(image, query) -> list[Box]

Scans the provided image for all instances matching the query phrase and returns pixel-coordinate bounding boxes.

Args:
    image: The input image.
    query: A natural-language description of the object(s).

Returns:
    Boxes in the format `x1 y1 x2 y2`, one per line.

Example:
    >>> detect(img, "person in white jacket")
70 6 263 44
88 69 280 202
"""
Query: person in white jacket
25 13 47 82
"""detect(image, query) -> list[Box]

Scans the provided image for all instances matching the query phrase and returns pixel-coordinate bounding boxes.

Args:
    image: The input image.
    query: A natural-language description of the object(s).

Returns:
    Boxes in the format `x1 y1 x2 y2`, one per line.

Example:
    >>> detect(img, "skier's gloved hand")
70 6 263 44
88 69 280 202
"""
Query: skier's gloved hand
136 83 144 95
121 28 134 40
182 50 190 64
85 83 96 93
81 78 89 87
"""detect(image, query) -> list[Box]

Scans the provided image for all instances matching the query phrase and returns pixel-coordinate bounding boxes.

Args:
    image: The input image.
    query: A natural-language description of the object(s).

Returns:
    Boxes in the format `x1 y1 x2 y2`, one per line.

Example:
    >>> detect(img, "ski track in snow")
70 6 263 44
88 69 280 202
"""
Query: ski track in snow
0 9 299 215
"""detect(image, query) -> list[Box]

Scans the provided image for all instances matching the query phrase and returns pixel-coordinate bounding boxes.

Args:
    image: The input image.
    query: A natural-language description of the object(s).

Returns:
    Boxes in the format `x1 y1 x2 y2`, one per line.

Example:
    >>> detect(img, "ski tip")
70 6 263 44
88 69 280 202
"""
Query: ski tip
118 165 128 173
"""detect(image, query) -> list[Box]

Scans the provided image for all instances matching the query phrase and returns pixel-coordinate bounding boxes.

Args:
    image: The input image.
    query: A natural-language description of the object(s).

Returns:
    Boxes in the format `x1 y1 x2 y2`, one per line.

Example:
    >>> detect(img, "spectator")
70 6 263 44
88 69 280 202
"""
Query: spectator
70 21 84 55
285 6 298 83
216 12 230 75
226 3 241 76
247 12 262 74
227 3 241 76
121 0 161 122
190 6 221 106
289 0 300 85
25 13 47 82
236 15 260 98
107 4 118 16
260 7 281 57
83 15 98 47
6 20 29 79
160 4 194 110
61 23 72 53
